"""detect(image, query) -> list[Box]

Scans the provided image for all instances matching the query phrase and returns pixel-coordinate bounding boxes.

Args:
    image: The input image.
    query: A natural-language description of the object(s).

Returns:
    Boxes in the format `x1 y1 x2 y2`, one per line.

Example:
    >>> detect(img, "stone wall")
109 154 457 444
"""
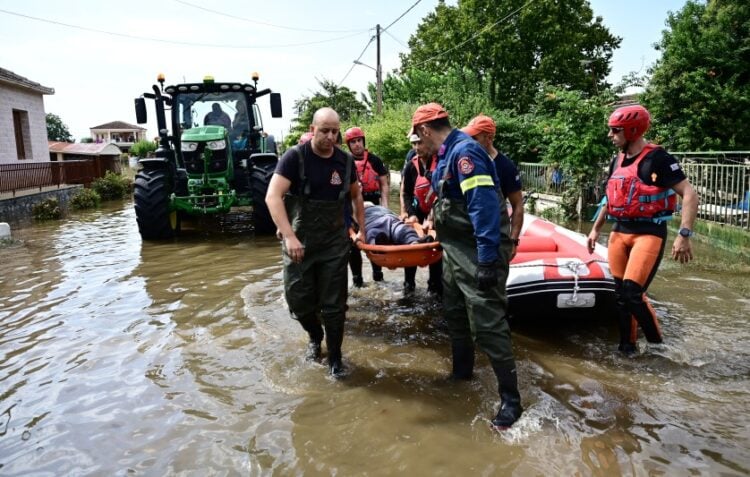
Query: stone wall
0 186 82 226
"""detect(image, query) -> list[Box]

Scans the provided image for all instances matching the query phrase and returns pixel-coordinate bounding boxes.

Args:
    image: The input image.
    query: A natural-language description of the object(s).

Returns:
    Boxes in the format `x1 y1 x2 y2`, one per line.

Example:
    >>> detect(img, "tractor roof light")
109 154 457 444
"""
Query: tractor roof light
203 75 215 84
157 73 165 83
252 72 260 82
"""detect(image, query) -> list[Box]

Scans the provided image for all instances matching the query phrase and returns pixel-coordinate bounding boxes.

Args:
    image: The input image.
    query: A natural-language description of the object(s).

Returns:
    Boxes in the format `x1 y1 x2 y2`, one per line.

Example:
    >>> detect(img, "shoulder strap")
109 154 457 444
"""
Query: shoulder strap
340 152 353 201
293 145 311 197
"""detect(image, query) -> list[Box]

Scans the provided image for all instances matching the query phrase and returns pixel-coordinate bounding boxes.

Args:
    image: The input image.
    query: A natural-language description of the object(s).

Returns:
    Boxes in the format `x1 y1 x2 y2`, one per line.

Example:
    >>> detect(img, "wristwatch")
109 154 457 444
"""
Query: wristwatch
511 238 520 246
678 227 693 238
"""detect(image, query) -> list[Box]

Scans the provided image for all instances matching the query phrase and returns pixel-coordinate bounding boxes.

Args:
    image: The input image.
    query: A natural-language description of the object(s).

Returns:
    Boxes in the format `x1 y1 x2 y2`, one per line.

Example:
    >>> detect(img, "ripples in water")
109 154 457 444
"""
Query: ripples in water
1 202 748 475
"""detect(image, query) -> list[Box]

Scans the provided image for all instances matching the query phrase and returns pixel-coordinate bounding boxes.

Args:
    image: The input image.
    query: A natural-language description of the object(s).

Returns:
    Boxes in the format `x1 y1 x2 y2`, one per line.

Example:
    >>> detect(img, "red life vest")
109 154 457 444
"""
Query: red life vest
412 155 438 214
355 150 381 194
606 143 676 222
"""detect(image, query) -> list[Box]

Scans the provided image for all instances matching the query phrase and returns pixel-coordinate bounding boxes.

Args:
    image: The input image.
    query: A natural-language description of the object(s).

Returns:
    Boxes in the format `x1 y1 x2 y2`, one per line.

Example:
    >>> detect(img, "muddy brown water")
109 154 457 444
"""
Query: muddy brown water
1 199 749 476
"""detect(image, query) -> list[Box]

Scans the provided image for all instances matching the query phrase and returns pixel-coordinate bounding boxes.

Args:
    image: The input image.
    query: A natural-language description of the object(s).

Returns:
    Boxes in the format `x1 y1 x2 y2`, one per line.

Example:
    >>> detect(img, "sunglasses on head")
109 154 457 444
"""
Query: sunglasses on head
609 127 624 134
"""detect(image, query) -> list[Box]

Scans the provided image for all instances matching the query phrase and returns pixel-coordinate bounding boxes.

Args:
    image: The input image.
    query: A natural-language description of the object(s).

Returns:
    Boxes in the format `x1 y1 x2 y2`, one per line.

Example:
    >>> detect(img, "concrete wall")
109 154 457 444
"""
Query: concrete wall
0 186 82 226
0 83 50 164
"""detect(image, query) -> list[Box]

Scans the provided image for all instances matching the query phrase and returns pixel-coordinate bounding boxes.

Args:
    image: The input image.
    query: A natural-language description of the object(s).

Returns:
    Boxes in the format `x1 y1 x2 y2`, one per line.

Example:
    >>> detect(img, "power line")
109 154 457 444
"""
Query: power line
173 0 368 34
382 0 422 33
383 29 408 49
410 0 534 69
338 36 375 86
0 8 368 49
341 1 420 87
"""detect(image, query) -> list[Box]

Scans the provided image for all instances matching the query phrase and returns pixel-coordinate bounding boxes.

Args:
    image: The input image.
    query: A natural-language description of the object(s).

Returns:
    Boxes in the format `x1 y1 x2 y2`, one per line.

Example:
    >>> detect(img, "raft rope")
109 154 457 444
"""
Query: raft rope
509 258 610 305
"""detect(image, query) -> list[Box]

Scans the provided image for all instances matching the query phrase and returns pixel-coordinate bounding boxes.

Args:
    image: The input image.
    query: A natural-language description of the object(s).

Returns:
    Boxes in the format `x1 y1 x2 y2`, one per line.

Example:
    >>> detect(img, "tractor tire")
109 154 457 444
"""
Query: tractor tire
250 159 276 235
134 168 178 240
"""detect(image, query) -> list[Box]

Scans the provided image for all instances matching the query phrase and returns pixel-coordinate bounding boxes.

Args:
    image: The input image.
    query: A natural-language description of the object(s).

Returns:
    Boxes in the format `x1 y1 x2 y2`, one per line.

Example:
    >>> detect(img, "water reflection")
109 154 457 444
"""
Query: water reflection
0 200 748 475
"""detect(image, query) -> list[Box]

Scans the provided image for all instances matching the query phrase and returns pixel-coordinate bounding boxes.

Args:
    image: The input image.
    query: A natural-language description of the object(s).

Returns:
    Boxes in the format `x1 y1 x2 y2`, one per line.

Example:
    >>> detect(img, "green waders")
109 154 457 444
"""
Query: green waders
282 149 351 375
433 192 522 428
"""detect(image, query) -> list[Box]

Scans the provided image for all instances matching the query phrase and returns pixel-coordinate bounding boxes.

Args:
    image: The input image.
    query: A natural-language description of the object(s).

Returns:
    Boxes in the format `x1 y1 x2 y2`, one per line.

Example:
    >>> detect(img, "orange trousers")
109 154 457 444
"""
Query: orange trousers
607 231 665 344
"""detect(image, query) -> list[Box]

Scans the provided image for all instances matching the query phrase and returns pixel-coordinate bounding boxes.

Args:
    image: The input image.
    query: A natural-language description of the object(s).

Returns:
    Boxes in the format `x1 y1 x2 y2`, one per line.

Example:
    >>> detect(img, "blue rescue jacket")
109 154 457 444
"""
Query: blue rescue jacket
431 129 502 263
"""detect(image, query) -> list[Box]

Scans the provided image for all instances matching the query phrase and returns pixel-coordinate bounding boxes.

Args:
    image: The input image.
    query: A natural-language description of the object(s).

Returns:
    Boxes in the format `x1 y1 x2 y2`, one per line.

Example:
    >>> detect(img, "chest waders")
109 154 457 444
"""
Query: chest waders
433 176 523 428
283 147 351 375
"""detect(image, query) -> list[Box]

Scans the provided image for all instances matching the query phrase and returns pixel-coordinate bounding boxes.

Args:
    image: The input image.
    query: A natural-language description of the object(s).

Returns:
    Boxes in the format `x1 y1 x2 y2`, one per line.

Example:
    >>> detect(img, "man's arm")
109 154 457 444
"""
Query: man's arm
378 174 390 209
351 181 366 243
265 173 305 262
587 199 608 254
507 190 524 259
459 149 502 264
671 179 698 263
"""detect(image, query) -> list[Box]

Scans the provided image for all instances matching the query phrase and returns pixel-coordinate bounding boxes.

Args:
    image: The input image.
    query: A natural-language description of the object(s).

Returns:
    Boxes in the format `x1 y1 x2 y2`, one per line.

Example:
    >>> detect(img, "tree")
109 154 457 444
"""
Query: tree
528 87 615 218
46 113 73 142
284 79 368 148
400 0 620 113
642 0 750 151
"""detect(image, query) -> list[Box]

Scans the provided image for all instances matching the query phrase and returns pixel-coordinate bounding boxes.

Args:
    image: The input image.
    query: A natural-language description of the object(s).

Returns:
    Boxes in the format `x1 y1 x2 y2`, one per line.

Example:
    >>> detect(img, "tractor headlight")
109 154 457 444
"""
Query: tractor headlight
181 142 198 152
207 140 226 151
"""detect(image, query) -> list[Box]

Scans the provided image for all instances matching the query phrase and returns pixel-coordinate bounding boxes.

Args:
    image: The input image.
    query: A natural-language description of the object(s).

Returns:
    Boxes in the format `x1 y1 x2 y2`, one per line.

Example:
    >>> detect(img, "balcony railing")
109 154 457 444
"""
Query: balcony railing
0 160 98 196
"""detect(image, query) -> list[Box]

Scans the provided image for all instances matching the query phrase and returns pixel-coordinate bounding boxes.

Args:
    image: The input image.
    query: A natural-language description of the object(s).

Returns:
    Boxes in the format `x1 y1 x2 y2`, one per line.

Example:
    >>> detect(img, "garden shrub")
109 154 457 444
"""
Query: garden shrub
92 171 132 200
70 188 101 210
32 198 62 220
130 139 157 158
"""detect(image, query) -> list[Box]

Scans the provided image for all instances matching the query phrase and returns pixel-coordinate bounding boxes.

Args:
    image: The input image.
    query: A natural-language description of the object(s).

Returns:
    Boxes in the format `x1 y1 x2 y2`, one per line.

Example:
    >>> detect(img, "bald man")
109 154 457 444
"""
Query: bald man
266 107 365 377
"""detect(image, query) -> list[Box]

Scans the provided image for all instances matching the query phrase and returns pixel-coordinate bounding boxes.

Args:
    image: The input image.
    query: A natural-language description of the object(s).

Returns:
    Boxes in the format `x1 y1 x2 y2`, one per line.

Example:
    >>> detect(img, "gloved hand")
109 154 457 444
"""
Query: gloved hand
476 261 498 291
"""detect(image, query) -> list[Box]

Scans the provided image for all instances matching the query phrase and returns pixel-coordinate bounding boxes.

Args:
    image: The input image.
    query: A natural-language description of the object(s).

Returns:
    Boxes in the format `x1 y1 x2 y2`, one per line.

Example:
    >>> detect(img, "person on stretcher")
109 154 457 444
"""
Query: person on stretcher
360 202 434 245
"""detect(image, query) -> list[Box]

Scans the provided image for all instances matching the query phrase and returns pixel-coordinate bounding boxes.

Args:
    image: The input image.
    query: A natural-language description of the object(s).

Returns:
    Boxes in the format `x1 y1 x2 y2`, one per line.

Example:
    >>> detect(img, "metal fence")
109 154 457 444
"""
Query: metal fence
0 161 98 196
518 162 569 194
518 154 750 230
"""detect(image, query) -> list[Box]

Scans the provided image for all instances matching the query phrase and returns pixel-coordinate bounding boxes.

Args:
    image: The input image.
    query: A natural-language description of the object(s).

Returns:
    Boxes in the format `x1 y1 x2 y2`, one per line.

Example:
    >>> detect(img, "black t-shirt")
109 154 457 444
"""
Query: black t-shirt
608 146 687 236
493 153 522 198
275 142 357 201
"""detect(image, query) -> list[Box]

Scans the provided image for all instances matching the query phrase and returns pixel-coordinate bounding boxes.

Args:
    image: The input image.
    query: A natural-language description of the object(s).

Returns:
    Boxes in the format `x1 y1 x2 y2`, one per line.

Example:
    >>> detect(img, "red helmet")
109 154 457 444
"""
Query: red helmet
298 132 313 144
608 105 650 141
344 126 365 145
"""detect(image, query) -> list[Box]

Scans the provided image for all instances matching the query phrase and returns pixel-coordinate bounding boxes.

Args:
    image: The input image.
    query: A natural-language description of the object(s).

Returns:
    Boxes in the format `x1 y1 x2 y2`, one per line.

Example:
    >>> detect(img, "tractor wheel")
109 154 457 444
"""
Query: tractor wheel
134 168 178 240
251 159 276 234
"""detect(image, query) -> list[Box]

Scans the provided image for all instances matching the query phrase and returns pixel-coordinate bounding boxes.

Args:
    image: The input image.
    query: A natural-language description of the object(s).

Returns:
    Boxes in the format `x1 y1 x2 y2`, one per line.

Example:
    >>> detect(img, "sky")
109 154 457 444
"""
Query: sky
0 0 689 143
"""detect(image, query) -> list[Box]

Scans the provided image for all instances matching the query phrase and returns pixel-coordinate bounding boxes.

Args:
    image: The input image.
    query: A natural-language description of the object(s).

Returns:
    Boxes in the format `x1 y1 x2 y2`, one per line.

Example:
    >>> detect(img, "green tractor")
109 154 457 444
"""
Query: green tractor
133 73 282 239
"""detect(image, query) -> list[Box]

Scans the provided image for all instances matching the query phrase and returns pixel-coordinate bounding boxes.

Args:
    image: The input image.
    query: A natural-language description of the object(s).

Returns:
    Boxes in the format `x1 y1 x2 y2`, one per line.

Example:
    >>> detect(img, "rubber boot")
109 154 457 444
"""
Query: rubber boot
615 308 638 356
449 342 475 381
614 279 638 356
402 281 416 295
297 314 323 362
491 364 523 430
325 325 345 377
349 242 363 287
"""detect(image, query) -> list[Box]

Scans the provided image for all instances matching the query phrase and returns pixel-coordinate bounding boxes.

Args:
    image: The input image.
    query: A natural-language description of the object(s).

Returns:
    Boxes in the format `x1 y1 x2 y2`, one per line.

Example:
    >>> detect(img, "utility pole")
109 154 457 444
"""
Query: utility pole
376 24 383 114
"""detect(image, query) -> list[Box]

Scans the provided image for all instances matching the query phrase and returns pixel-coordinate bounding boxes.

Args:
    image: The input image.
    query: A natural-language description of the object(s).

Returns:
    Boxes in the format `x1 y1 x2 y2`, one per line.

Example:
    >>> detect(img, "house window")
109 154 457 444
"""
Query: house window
13 109 32 160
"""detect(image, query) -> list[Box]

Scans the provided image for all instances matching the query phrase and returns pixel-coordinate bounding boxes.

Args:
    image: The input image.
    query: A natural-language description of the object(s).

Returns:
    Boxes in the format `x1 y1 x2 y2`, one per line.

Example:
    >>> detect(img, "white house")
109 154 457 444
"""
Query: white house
0 67 54 164
89 121 147 153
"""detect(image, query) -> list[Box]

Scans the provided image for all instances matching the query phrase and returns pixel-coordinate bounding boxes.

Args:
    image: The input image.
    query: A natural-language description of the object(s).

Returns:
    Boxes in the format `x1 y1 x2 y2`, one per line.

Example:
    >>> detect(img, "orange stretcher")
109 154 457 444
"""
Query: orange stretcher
350 223 442 269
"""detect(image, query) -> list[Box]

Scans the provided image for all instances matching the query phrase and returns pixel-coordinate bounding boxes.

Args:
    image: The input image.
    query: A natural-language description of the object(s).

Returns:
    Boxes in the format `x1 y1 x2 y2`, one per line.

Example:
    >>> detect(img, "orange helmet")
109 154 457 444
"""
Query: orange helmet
608 105 651 141
298 132 313 144
344 126 365 145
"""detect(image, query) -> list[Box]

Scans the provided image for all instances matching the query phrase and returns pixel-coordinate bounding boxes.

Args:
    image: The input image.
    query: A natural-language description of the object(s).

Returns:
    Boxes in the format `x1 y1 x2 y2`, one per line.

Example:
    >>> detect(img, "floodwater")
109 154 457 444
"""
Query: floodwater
1 199 749 476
